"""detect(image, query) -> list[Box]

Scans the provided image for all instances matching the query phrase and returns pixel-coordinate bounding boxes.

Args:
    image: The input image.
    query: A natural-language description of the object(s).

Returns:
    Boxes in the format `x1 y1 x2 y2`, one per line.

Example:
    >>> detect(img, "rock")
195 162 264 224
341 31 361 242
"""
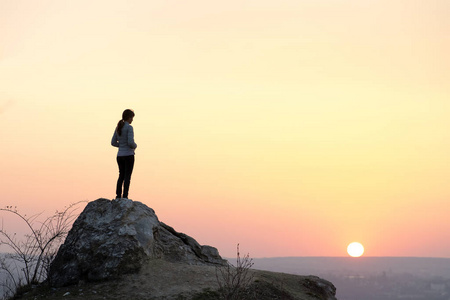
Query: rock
301 276 337 300
49 198 227 287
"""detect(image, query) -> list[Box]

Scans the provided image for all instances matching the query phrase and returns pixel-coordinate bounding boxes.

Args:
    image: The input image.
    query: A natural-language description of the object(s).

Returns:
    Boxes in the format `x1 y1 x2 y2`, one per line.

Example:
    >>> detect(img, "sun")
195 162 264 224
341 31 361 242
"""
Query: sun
347 242 364 257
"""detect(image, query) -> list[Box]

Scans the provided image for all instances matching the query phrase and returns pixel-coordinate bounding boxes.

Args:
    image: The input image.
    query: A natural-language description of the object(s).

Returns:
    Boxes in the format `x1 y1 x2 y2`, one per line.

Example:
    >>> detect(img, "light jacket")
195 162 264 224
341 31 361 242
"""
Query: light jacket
111 122 137 156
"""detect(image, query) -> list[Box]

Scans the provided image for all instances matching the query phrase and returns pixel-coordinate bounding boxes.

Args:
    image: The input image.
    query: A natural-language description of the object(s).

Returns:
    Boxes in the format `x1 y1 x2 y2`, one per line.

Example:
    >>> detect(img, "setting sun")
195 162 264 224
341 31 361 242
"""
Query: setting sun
347 242 364 257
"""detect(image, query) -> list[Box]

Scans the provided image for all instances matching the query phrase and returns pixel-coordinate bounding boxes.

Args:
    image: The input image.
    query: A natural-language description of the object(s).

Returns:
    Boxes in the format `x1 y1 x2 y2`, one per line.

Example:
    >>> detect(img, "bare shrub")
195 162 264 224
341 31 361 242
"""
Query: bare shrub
216 244 254 300
0 202 85 298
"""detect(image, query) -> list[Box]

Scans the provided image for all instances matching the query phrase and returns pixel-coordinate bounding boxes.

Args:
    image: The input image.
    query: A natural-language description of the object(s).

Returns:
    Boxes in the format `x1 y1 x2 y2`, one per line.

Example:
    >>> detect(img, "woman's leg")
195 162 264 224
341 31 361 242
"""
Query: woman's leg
116 156 126 198
122 155 135 198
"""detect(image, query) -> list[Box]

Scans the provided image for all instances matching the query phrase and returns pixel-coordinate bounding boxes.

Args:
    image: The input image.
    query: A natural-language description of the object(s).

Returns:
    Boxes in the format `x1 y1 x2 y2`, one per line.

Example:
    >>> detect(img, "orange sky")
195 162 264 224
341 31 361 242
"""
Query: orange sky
1 0 449 258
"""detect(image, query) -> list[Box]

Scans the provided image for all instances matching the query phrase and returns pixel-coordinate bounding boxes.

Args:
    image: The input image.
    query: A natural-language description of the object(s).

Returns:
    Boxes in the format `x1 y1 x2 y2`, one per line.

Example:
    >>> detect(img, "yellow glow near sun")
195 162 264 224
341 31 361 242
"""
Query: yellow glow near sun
347 242 364 257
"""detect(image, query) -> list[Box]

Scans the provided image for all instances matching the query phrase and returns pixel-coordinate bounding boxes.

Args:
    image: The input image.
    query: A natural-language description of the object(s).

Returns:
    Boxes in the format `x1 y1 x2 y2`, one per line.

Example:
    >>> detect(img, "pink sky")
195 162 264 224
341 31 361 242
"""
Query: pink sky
1 0 449 258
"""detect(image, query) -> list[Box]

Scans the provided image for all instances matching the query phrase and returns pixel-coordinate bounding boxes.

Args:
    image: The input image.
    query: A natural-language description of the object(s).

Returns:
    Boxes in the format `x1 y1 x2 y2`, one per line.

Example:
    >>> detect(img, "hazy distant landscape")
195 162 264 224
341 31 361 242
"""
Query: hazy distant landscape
2 255 450 299
251 257 450 300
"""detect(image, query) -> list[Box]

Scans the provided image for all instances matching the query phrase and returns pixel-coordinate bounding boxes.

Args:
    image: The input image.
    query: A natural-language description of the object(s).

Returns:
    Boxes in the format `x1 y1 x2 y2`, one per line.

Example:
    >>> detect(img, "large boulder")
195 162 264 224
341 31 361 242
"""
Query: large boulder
49 198 226 287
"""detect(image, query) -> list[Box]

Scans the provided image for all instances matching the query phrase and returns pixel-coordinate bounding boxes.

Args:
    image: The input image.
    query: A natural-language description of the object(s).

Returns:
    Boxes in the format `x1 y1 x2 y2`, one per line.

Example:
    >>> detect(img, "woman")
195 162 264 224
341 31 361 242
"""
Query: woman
111 109 137 199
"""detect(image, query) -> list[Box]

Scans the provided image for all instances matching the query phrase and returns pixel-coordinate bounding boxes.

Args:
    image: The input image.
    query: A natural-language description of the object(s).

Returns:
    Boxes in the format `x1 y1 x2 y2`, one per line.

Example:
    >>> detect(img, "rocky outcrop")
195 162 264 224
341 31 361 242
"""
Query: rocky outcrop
301 276 337 300
44 198 338 300
49 198 226 287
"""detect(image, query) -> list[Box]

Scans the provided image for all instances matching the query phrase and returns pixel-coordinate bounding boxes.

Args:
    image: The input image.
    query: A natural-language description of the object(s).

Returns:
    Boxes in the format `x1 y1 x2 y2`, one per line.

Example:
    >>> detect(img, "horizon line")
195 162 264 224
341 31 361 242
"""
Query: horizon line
229 256 450 260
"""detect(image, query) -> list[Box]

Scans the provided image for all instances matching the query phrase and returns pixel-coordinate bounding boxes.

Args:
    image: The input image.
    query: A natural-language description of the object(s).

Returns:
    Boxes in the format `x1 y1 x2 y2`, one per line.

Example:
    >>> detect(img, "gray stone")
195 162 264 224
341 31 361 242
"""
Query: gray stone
49 198 227 287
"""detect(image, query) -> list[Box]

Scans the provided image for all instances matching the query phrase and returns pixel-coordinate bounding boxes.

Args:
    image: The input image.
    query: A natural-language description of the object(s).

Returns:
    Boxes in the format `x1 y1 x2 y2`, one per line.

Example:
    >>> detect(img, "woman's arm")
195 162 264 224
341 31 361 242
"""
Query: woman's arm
111 130 119 147
127 126 137 149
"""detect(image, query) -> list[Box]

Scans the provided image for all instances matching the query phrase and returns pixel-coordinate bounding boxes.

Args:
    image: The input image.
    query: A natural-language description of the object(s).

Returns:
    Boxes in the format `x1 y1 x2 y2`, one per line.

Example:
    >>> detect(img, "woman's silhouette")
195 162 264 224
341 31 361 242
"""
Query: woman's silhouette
111 109 137 199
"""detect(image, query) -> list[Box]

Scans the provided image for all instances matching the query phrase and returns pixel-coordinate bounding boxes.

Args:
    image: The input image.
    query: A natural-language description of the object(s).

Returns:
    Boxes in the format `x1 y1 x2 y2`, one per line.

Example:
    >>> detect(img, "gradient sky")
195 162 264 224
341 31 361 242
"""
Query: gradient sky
1 0 449 258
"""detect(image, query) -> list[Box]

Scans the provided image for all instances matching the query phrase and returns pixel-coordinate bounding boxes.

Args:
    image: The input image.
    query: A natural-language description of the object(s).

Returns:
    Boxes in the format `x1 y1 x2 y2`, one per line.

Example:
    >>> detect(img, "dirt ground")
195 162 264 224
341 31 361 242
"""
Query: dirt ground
14 259 335 300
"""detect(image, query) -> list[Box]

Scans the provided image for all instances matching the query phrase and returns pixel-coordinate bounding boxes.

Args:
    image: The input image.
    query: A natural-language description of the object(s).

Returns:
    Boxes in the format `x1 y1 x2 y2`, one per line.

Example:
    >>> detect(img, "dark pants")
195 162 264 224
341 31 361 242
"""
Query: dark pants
116 155 135 198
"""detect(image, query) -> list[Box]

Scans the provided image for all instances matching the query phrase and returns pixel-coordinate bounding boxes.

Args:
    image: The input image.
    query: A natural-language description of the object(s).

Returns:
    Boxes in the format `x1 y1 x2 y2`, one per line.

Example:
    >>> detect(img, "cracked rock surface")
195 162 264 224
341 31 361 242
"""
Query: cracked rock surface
49 198 226 287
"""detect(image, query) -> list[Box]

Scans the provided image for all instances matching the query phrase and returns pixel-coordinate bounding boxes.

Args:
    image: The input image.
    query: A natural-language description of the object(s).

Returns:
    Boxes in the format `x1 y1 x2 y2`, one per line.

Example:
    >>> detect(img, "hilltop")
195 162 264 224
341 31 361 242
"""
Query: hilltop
13 198 337 300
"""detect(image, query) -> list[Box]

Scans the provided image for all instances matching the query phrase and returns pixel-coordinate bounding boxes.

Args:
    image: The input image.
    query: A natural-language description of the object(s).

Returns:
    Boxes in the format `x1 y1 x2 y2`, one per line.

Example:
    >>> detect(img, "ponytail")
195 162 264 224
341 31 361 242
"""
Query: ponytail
116 109 135 136
117 120 125 136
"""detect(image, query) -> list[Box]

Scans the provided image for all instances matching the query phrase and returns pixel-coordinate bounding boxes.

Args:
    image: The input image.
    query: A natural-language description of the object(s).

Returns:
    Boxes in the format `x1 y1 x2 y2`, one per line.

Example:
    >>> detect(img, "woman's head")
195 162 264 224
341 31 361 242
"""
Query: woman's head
117 109 135 135
122 109 135 123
